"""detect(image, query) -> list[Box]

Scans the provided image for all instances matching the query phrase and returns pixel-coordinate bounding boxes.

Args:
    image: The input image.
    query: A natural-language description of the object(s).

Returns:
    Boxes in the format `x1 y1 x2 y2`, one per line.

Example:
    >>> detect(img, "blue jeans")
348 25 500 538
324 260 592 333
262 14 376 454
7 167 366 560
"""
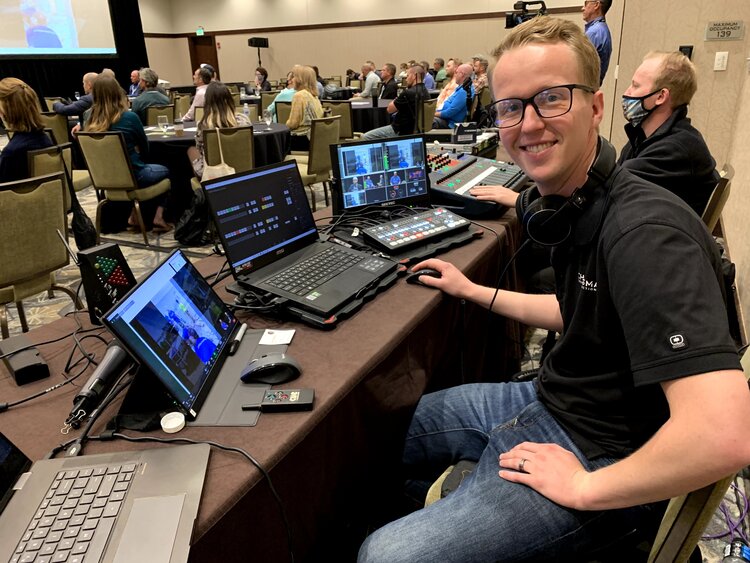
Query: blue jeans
135 163 169 188
362 125 397 140
358 382 661 562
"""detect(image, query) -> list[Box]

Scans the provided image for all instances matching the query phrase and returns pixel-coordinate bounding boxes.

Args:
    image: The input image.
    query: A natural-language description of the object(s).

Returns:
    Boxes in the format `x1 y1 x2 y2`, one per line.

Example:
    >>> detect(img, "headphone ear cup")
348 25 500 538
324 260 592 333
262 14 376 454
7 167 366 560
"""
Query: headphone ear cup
523 194 572 246
516 186 538 219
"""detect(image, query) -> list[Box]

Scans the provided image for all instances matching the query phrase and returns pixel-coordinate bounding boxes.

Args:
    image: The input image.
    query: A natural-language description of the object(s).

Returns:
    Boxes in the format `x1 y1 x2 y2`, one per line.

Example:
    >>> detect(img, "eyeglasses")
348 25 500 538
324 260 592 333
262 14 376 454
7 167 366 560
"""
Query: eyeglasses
583 0 600 4
490 84 595 128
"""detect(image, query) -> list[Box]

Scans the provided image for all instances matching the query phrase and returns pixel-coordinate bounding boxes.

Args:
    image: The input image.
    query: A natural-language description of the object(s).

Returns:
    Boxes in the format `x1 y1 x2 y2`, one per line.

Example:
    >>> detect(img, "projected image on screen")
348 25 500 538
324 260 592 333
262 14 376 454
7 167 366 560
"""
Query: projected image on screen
0 0 116 55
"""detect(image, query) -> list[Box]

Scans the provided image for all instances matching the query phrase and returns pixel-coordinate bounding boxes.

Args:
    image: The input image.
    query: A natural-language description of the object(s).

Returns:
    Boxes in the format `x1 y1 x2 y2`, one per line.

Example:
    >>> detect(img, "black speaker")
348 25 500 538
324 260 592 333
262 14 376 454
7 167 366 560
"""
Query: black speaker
77 243 137 325
248 37 269 48
516 137 617 246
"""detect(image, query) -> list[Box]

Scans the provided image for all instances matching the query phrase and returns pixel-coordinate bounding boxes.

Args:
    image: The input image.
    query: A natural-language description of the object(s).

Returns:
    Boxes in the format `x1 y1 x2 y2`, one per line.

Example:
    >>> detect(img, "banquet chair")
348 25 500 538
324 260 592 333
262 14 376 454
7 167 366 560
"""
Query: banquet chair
76 131 170 246
43 97 63 112
194 106 205 122
275 101 292 126
145 105 175 126
28 143 92 212
174 95 191 120
416 98 437 134
0 172 83 339
284 116 340 211
260 90 281 113
189 126 255 192
701 163 734 234
321 101 355 139
40 112 70 144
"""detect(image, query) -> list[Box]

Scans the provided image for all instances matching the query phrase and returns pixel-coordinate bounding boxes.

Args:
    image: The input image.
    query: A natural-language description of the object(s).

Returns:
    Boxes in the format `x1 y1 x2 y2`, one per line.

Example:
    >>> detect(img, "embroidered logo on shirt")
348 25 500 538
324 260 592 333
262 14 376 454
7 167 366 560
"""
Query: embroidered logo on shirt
669 334 687 350
577 272 597 292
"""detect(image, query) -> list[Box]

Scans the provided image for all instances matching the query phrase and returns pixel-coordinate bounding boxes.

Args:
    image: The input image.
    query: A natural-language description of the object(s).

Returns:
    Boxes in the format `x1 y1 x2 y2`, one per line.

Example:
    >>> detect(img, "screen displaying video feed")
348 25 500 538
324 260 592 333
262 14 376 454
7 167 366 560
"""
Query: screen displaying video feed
334 135 428 211
0 0 116 56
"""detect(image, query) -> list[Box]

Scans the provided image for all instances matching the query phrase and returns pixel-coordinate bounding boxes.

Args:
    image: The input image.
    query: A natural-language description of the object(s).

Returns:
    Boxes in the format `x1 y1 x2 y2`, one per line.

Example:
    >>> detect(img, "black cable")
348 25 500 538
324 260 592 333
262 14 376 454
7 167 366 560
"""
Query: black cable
100 432 296 563
0 353 94 413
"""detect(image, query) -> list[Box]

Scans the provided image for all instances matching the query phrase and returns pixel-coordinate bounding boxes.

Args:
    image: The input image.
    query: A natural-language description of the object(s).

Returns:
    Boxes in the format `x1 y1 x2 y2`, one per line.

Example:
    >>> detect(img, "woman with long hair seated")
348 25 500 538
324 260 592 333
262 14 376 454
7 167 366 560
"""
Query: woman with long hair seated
0 77 53 182
187 81 251 178
85 75 172 231
254 67 272 92
286 65 323 152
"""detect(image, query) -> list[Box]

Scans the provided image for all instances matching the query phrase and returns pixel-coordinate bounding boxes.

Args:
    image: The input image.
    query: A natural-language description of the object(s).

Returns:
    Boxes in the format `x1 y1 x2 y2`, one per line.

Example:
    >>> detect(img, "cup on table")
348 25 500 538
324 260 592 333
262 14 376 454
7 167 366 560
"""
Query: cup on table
74 91 80 100
157 115 169 134
240 87 246 96
174 120 184 137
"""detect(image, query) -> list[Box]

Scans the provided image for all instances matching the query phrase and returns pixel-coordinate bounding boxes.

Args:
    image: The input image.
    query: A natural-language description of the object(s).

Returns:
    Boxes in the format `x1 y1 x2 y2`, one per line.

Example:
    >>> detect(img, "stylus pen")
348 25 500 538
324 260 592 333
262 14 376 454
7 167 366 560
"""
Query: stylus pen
229 323 247 355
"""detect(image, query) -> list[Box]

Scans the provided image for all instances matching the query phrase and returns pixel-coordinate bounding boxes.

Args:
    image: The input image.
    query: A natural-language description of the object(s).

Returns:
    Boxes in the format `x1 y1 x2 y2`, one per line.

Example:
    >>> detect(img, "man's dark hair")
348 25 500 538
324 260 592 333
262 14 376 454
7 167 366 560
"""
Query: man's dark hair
384 63 396 77
197 67 212 84
599 0 611 15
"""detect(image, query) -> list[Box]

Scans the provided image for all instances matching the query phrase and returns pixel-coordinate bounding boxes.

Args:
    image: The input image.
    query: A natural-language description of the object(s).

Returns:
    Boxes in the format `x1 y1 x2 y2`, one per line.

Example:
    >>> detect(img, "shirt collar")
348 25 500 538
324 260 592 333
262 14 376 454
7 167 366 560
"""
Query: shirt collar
624 104 688 148
585 16 606 29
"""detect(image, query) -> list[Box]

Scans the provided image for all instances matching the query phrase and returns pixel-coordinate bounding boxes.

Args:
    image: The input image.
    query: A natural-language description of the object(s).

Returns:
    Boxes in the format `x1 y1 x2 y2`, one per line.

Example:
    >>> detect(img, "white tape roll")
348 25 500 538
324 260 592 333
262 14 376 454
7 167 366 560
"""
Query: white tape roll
160 411 185 434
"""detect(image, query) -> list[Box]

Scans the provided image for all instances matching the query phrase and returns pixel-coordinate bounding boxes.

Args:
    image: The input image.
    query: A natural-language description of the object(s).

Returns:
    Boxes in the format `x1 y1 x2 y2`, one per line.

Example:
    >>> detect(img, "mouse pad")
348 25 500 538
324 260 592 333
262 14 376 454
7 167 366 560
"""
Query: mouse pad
187 329 289 427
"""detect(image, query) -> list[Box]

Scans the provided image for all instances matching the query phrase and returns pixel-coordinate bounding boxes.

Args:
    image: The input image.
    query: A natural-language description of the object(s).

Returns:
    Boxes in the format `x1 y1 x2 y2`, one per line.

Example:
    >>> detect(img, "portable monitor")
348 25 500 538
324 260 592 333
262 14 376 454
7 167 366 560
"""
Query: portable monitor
330 134 430 215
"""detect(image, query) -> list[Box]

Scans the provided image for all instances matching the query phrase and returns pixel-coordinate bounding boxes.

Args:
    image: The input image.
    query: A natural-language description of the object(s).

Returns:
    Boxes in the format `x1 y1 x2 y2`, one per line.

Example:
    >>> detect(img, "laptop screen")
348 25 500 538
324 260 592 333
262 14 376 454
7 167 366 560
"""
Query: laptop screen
0 432 31 514
103 250 238 418
330 135 430 214
202 160 318 278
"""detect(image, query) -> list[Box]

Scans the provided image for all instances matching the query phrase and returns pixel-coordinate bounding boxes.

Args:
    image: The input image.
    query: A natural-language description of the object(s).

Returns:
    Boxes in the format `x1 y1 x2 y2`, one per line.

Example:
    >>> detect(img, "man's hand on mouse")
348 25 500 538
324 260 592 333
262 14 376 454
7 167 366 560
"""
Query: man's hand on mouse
409 259 476 299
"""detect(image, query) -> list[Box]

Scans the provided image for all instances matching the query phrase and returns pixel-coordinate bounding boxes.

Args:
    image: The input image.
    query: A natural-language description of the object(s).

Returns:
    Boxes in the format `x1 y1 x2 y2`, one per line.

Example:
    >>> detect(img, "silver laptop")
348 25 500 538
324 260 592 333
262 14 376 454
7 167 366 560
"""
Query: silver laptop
0 431 210 563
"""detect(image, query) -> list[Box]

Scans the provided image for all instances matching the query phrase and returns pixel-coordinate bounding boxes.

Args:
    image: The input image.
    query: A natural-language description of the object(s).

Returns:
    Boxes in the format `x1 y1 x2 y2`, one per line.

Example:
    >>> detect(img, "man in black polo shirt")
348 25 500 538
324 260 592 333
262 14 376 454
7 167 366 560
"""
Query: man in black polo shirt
619 50 718 216
362 65 428 140
358 16 750 563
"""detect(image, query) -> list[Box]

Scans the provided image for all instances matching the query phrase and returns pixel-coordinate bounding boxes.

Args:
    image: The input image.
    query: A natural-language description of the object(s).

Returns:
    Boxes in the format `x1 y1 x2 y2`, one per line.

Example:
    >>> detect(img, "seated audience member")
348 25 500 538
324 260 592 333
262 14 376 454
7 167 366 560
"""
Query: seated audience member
131 67 170 124
0 77 53 182
618 50 718 216
286 65 324 151
379 63 399 100
398 63 409 80
53 72 97 117
183 66 212 122
358 16 750 562
434 58 460 112
363 64 428 140
421 61 436 89
267 72 295 121
128 70 142 97
472 54 489 92
433 57 447 82
433 63 473 128
254 67 272 92
312 66 326 98
200 63 217 81
187 81 251 178
85 75 171 231
354 62 382 98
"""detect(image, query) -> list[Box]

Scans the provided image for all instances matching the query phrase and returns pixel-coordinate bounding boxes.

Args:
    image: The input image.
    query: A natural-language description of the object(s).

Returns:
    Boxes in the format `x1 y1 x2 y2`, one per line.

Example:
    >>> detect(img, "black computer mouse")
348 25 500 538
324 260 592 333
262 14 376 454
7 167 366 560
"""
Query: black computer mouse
240 353 302 385
405 268 442 287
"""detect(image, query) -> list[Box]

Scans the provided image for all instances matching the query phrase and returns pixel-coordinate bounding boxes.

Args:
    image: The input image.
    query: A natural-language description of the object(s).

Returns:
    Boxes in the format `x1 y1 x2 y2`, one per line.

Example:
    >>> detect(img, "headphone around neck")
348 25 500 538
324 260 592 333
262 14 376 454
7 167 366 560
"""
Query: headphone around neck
515 136 617 246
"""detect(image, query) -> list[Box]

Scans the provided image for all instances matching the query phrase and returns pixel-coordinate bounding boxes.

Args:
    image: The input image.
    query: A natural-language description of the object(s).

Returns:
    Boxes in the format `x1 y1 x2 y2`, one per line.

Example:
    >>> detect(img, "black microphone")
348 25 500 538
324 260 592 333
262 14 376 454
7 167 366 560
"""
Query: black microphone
70 342 131 420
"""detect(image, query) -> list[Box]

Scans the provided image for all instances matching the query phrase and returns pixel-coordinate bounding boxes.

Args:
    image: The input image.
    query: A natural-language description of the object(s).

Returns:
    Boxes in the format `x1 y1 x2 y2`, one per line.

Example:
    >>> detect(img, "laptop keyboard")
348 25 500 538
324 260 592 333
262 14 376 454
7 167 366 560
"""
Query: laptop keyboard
266 246 366 296
11 464 136 563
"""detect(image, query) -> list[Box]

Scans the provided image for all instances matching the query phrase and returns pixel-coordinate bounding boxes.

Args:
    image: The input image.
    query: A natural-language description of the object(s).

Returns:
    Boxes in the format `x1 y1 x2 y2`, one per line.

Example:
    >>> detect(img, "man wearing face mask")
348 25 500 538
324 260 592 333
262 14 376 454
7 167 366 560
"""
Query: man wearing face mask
618 50 719 216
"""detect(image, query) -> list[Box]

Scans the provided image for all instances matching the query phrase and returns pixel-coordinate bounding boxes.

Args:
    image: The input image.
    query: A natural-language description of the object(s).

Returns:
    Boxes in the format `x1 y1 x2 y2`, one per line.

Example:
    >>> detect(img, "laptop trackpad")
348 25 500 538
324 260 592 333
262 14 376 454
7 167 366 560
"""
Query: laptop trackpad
113 494 185 563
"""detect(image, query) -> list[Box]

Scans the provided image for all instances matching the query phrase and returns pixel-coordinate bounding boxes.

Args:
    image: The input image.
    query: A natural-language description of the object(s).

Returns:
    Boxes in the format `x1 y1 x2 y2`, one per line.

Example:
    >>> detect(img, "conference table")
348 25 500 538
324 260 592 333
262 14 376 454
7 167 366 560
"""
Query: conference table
350 98 391 133
0 207 523 562
144 122 291 223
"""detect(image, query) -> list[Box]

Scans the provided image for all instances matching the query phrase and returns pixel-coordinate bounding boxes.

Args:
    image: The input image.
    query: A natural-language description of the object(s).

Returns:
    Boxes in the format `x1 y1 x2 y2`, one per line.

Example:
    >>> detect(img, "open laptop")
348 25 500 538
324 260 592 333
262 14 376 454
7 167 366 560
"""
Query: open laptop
201 160 398 318
0 430 210 563
102 250 240 422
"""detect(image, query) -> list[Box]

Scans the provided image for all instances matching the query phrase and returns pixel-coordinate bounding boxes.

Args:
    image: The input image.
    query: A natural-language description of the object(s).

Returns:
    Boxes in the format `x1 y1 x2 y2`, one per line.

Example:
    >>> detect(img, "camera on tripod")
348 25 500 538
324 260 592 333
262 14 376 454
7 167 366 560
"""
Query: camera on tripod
505 0 547 28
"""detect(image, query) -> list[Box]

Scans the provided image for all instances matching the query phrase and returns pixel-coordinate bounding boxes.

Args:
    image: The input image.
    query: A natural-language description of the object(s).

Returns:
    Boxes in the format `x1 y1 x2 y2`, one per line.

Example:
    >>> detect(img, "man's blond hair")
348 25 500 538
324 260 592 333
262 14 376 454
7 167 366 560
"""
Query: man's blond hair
492 16 600 91
644 51 697 108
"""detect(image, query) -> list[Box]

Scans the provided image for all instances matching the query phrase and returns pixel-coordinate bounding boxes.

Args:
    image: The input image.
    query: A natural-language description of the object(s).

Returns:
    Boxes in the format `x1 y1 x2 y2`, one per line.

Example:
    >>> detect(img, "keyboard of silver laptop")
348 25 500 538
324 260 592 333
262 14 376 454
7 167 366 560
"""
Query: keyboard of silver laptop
11 463 136 563
265 246 366 297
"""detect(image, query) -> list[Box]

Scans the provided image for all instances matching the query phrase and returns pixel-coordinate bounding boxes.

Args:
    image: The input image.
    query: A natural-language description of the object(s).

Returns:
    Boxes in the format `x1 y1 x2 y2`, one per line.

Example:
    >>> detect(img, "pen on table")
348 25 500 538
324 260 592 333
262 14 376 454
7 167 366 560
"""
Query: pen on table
229 322 247 355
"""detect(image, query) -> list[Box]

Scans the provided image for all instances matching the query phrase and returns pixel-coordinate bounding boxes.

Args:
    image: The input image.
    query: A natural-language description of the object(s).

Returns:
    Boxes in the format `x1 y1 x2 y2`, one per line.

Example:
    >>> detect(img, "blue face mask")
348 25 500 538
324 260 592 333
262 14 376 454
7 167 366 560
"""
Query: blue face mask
621 88 662 127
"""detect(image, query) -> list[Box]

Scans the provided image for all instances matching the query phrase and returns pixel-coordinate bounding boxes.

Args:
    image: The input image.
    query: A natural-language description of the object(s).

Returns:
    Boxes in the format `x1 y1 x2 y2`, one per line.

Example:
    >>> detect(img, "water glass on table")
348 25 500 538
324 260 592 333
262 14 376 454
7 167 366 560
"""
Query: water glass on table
157 115 170 134
262 110 273 131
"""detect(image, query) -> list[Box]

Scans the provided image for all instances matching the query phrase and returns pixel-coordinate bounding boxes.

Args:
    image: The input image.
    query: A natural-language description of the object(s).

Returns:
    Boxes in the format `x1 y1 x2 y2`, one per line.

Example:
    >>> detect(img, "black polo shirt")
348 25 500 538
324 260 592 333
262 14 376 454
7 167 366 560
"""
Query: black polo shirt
536 166 740 459
392 84 428 135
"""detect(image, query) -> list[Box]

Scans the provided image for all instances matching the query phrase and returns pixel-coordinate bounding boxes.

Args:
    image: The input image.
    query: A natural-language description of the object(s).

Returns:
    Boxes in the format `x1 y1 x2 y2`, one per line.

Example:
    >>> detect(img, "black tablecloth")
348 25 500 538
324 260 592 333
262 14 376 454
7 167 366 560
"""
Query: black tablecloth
351 99 391 133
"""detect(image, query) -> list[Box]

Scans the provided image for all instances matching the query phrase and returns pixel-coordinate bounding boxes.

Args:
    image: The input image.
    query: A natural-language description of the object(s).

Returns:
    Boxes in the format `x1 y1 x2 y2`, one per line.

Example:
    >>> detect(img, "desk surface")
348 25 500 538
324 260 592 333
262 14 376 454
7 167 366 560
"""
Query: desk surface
0 208 522 562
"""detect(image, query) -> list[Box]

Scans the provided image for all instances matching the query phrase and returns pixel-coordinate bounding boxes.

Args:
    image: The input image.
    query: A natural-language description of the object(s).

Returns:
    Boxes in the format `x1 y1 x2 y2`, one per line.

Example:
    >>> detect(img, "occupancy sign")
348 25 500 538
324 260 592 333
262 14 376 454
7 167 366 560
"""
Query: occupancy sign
705 20 744 41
